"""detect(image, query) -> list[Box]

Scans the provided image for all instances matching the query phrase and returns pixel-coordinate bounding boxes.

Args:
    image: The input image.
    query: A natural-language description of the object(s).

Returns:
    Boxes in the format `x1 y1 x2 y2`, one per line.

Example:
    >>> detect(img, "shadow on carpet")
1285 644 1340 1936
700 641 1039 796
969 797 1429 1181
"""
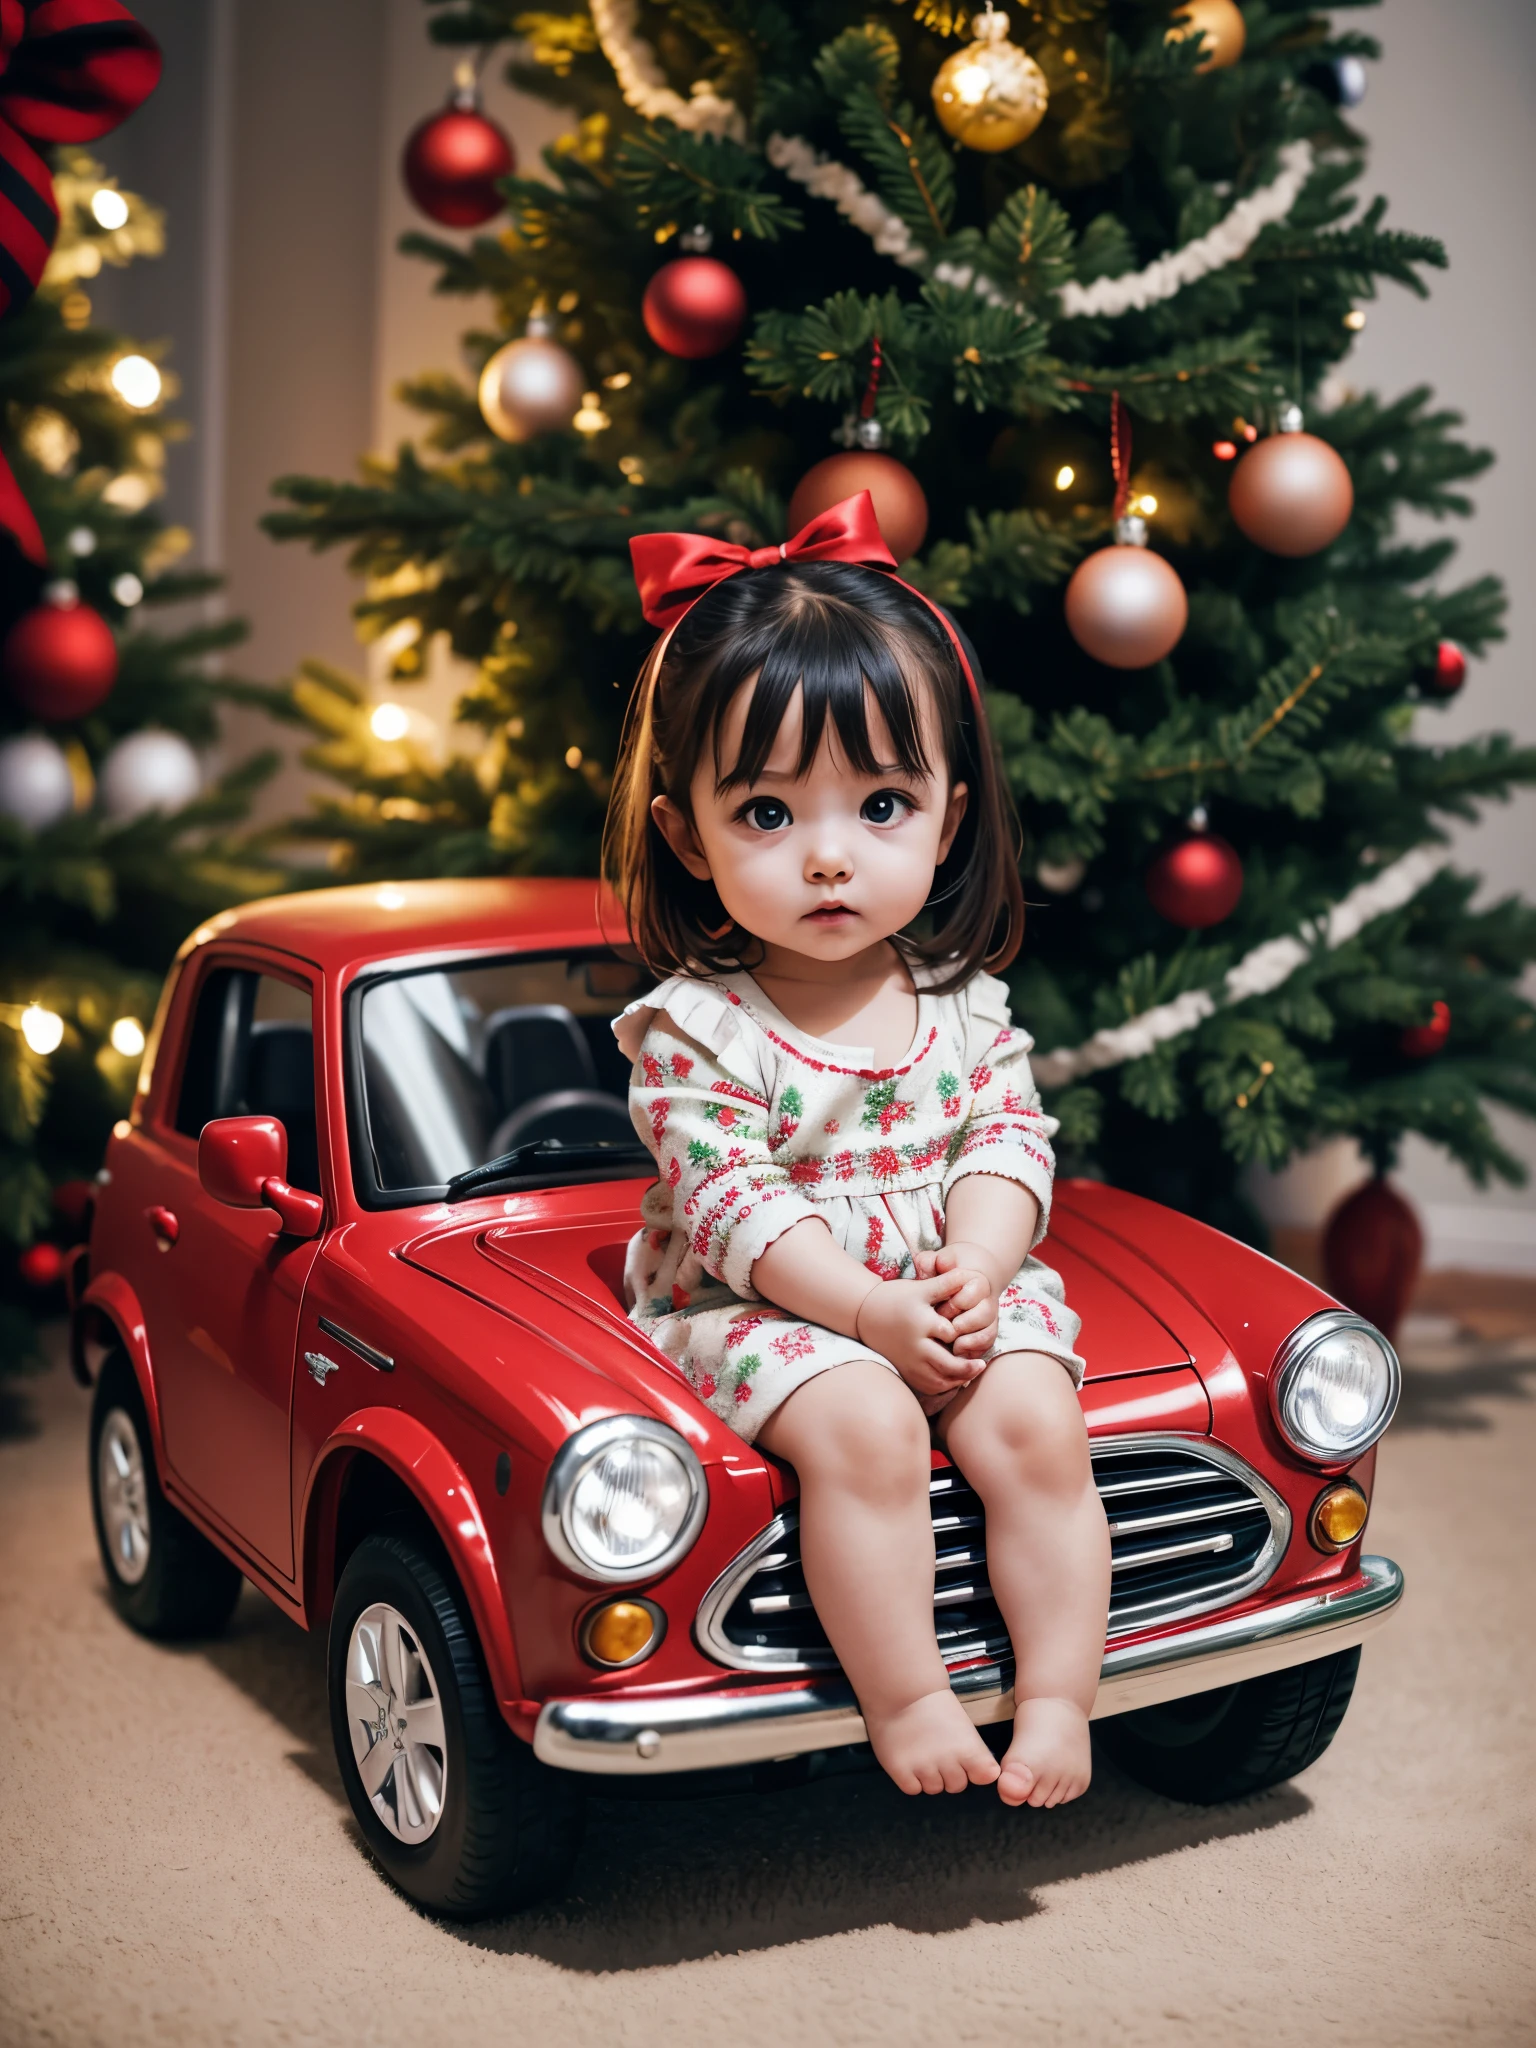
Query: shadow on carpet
177 1581 1311 1970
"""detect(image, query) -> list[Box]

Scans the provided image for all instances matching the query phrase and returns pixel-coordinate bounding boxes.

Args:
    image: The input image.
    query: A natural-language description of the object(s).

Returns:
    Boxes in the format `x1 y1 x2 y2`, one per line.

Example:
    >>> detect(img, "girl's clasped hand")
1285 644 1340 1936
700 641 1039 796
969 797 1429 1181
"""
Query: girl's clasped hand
604 494 1112 1807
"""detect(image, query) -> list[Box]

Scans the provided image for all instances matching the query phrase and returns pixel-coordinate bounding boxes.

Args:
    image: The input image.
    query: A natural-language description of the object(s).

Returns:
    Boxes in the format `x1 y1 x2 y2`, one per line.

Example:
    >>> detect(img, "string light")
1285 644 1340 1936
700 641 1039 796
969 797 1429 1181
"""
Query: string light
1344 308 1367 331
110 355 162 409
111 572 144 606
109 1017 146 1056
369 703 410 742
1213 439 1238 461
1054 464 1075 491
20 1004 64 1055
1136 493 1158 516
90 188 129 230
564 745 584 768
572 391 611 435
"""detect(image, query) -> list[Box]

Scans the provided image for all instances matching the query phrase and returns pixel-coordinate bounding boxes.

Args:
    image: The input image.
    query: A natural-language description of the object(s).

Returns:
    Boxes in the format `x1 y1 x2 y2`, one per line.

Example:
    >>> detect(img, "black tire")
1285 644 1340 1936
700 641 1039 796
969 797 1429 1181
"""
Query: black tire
328 1532 585 1919
1097 1647 1362 1804
89 1352 243 1639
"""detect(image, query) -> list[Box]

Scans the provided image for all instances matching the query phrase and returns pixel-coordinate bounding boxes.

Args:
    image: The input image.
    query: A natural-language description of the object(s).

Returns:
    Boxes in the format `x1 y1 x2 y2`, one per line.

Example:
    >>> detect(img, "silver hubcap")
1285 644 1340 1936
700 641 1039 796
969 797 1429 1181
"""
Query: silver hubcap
98 1408 151 1586
345 1603 448 1845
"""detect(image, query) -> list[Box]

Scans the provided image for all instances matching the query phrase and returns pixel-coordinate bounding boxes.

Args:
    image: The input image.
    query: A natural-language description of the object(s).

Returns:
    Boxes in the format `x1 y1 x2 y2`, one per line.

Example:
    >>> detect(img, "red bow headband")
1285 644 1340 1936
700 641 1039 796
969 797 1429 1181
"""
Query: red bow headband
628 490 983 714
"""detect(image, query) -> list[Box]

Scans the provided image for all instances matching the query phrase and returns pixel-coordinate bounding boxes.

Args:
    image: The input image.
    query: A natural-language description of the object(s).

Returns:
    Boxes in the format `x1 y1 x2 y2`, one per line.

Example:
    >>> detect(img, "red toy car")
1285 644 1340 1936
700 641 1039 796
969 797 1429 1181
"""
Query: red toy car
74 879 1404 1918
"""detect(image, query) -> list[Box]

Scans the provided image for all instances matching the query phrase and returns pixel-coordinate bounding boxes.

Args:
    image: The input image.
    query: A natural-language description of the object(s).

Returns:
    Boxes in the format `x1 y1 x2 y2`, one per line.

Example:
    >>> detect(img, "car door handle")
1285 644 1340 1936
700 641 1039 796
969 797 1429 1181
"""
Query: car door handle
145 1204 179 1246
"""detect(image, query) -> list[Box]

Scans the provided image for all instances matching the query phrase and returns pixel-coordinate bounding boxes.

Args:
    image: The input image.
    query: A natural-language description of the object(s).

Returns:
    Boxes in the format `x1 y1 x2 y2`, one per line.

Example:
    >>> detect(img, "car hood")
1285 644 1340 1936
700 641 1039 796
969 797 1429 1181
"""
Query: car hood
400 1178 1210 1404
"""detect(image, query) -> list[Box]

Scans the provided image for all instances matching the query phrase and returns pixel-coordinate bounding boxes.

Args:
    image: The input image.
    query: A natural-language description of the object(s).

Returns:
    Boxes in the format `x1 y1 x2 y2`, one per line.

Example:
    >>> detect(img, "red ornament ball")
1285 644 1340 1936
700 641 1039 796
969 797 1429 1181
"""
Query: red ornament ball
1228 430 1353 556
2 589 118 720
17 1241 65 1288
1322 1175 1422 1342
1400 999 1451 1059
1064 544 1188 668
787 452 929 562
1146 831 1244 928
402 101 514 228
1428 640 1467 695
642 256 748 359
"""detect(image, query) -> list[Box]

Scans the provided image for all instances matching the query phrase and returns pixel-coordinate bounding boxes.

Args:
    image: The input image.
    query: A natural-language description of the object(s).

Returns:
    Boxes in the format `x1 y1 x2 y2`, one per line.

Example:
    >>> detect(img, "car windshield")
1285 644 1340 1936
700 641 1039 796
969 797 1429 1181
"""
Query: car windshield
354 948 655 1197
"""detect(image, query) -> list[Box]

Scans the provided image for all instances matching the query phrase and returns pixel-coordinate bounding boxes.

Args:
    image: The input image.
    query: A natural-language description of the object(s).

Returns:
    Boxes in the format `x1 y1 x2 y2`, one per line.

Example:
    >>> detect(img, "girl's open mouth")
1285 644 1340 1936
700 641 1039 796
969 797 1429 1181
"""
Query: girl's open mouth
804 904 855 924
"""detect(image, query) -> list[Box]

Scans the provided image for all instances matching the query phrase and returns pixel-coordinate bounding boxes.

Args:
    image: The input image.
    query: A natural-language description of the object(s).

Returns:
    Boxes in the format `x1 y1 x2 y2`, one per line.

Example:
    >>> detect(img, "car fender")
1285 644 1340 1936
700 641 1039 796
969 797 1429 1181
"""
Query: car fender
300 1407 521 1705
74 1272 163 1451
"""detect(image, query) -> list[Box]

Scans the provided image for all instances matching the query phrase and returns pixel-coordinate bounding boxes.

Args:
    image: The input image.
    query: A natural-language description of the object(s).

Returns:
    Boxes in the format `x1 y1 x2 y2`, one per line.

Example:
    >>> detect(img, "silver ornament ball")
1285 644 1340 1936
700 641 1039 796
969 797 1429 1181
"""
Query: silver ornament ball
97 729 202 820
0 733 75 829
478 334 585 442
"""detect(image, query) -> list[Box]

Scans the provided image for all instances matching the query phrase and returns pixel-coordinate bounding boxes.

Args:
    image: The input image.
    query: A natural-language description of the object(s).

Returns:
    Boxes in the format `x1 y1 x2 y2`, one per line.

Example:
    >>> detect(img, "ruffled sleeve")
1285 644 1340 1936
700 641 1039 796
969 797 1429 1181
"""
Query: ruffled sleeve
940 972 1057 1246
617 980 825 1298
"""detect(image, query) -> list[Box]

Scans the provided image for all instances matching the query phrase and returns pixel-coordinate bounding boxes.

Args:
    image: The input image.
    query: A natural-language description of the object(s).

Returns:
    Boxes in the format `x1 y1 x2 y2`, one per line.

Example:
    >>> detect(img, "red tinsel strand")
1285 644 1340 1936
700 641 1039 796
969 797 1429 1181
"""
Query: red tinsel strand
860 336 883 421
1110 391 1132 519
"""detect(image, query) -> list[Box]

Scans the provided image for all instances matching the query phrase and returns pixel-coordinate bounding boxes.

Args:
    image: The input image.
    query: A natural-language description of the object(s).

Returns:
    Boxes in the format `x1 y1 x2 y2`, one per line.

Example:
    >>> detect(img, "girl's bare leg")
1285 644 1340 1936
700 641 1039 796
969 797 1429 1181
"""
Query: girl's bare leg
755 1361 1000 1796
935 1352 1111 1808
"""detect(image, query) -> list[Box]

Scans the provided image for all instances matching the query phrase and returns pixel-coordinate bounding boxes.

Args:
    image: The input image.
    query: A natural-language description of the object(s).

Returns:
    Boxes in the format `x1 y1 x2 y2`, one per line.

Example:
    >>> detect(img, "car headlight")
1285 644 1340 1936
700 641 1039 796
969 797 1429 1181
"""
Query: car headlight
541 1416 707 1583
1270 1310 1401 1463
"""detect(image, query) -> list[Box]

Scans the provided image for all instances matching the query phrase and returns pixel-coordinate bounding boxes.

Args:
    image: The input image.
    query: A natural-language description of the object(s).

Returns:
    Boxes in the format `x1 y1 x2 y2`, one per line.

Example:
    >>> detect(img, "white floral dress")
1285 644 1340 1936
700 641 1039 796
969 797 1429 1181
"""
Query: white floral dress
613 969 1083 1443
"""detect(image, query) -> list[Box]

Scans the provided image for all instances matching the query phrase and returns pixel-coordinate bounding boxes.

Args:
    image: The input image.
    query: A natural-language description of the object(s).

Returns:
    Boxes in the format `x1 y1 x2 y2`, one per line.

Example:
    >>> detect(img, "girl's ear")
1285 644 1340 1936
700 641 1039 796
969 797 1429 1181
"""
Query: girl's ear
937 780 969 864
651 794 713 880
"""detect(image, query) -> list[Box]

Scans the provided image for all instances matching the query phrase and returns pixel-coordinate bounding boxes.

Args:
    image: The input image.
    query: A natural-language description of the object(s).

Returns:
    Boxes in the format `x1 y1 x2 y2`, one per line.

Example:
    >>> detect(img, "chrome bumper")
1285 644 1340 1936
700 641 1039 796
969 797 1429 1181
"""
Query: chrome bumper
533 1554 1403 1777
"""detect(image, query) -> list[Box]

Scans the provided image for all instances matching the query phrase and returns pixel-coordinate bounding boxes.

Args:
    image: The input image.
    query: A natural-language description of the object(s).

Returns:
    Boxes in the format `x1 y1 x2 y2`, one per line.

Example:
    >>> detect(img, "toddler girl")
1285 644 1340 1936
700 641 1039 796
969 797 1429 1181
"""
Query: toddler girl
604 495 1111 1807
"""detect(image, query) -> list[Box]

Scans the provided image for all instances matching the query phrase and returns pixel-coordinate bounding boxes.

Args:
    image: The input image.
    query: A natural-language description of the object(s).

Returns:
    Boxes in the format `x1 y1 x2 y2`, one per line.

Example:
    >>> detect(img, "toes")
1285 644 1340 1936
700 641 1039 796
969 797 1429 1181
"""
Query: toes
968 1750 1001 1787
998 1758 1035 1807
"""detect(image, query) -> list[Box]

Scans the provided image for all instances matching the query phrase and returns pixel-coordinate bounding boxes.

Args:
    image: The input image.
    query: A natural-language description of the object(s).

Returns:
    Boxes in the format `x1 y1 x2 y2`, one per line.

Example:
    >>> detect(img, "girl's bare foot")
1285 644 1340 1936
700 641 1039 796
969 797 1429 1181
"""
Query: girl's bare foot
998 1695 1092 1808
865 1688 1002 1796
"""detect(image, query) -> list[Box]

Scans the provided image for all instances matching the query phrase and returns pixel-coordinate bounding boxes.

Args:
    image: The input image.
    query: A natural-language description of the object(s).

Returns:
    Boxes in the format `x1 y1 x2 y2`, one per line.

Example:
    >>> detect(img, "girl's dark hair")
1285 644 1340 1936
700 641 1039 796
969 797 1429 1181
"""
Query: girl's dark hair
603 560 1023 994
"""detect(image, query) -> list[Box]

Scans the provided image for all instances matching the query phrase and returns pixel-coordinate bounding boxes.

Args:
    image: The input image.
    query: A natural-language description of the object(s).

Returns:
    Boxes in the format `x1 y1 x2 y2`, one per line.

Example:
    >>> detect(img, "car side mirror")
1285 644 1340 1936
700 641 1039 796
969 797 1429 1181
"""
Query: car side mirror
198 1115 324 1238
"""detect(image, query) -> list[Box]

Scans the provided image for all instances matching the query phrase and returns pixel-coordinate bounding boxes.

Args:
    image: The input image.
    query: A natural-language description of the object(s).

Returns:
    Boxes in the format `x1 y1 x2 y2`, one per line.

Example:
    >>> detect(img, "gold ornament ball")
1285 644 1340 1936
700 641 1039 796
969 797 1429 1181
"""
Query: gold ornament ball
1064 545 1188 668
1229 432 1354 556
1165 0 1247 71
787 452 929 563
932 10 1048 153
478 335 585 442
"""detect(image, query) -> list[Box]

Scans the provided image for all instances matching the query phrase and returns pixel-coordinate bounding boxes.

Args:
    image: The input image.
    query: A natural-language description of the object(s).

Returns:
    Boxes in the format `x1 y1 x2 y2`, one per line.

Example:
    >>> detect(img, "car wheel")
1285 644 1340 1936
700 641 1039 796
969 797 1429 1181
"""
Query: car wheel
89 1353 244 1639
1097 1647 1362 1804
328 1532 585 1919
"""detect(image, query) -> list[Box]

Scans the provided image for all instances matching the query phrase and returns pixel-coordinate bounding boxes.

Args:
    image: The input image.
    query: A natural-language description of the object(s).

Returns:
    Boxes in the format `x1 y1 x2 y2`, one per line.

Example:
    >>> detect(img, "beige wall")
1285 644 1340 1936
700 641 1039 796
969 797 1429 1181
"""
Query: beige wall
99 0 1536 1261
1249 0 1536 1268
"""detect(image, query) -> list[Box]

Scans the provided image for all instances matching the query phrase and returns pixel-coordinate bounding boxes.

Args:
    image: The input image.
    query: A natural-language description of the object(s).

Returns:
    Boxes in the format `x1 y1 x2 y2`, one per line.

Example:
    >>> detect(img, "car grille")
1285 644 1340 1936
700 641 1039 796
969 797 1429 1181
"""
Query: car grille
695 1433 1291 1676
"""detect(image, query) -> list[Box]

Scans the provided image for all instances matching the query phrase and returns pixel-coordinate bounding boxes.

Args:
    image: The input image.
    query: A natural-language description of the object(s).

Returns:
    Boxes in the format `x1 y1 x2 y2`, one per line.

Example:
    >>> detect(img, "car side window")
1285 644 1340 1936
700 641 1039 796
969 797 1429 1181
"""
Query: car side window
173 966 320 1193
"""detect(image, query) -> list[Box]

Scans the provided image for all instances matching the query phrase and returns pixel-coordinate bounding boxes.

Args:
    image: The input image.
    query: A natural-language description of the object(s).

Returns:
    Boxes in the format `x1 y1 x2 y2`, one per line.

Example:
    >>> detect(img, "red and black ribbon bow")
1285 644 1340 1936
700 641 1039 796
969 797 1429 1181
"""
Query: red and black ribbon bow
0 0 161 560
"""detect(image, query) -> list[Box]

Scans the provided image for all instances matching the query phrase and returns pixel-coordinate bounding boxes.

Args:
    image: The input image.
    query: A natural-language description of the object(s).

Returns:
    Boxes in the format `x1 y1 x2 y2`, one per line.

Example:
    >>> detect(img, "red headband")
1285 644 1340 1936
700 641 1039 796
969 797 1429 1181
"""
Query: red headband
628 490 983 714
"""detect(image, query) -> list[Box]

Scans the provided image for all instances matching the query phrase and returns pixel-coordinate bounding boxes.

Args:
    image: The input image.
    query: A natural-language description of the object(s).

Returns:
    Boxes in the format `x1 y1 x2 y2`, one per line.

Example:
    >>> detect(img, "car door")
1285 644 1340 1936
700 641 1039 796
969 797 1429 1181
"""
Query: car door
134 955 326 1578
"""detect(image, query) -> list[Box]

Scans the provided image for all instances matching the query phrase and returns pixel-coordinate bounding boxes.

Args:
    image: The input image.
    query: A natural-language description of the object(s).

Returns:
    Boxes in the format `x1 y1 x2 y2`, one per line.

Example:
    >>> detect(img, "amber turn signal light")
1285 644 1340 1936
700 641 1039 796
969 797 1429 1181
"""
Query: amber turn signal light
582 1598 664 1668
1309 1480 1369 1553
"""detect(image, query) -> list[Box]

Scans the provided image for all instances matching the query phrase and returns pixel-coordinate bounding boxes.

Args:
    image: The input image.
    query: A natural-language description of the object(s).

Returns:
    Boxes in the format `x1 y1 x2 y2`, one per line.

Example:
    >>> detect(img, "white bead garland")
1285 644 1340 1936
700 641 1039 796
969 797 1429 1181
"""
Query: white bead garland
589 3 1314 320
588 0 744 140
1030 847 1447 1087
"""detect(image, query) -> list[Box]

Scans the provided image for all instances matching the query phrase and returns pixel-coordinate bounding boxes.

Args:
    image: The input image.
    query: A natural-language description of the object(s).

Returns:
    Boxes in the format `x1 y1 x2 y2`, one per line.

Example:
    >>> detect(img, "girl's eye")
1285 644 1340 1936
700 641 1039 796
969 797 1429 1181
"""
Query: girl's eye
743 797 792 832
860 790 911 826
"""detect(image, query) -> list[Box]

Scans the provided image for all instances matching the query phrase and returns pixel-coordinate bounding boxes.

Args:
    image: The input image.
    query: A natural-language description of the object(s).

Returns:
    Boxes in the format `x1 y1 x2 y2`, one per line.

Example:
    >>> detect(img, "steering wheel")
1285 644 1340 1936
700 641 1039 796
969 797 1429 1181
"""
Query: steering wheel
486 1089 636 1160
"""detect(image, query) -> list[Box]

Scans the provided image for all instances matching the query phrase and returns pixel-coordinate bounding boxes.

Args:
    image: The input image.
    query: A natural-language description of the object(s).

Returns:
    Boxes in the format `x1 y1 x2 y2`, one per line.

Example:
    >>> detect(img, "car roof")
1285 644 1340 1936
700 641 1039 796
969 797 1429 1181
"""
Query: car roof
186 877 621 978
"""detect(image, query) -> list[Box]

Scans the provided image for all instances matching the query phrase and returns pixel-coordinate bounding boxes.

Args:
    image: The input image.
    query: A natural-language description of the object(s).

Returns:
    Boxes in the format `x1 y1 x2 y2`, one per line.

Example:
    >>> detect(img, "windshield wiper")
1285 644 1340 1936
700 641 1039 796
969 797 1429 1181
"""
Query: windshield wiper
444 1137 651 1201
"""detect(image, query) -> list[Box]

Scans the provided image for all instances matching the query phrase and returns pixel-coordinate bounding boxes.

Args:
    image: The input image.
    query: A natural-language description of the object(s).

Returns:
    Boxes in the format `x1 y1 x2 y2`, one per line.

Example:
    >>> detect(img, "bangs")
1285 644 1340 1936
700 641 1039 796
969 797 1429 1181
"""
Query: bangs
709 594 935 792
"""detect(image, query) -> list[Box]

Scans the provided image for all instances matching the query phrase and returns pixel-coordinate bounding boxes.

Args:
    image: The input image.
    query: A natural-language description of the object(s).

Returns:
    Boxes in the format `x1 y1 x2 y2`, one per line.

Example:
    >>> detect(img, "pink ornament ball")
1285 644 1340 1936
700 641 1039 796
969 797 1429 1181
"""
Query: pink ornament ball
1064 544 1188 668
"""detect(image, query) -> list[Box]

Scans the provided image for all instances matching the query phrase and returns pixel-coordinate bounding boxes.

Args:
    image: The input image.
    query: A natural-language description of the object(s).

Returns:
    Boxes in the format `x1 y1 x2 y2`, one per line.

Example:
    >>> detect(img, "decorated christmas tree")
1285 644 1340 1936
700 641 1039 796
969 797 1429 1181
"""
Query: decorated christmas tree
264 0 1536 1276
0 45 280 1364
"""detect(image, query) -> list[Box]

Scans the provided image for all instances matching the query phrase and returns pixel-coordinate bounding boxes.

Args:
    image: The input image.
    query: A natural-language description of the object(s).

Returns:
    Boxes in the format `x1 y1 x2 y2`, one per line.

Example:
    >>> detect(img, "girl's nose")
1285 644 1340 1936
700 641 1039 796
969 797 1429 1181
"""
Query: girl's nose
806 841 853 885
